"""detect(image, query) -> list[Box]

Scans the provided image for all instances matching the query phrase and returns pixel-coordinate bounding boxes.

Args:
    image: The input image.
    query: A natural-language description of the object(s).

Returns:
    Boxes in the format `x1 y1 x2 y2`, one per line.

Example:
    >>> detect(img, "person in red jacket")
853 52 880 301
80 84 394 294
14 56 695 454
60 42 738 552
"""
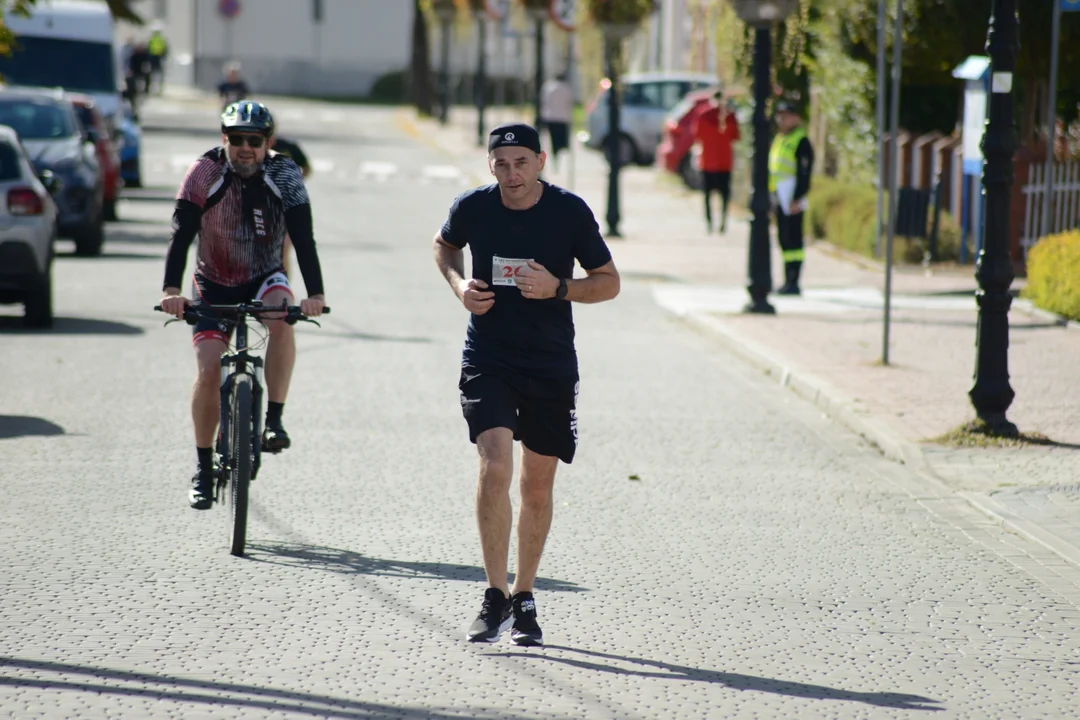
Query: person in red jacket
692 91 740 233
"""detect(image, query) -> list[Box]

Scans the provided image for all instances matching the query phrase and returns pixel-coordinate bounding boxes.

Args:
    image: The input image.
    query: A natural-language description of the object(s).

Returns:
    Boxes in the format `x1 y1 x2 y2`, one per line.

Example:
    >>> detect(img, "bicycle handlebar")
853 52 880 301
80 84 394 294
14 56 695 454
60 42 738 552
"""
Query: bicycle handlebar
153 301 331 327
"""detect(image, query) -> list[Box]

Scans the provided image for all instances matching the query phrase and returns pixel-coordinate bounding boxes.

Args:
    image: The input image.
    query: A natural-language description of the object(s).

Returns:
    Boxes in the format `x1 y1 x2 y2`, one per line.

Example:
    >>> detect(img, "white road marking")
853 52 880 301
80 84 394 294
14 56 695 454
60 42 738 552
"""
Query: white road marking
359 161 398 182
311 158 335 174
421 165 463 180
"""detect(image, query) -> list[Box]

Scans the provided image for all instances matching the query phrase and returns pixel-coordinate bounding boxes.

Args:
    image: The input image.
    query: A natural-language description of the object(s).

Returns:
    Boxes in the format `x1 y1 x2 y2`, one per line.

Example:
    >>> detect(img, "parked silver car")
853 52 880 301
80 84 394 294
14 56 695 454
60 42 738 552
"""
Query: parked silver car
581 71 718 166
0 124 59 327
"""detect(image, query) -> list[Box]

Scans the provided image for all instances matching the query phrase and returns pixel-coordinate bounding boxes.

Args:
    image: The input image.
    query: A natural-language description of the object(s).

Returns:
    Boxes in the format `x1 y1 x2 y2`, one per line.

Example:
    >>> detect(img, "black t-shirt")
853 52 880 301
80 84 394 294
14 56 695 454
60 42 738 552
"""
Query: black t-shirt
440 182 612 379
272 136 309 172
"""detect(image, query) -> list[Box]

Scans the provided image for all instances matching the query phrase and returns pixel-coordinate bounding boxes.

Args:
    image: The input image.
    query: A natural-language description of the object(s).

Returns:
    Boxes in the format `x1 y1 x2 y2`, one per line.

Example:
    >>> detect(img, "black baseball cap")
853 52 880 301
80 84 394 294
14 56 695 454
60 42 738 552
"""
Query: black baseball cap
488 123 542 154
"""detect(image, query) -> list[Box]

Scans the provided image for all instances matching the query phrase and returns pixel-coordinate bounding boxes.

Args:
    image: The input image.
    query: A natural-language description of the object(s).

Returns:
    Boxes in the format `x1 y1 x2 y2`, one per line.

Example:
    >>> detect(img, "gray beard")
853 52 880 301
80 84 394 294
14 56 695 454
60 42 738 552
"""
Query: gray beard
226 154 260 178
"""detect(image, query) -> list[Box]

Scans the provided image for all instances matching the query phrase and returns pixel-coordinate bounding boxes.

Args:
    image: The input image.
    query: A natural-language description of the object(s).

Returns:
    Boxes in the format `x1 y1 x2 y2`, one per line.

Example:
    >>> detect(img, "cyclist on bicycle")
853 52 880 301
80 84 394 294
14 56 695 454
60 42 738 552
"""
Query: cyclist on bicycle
159 100 327 510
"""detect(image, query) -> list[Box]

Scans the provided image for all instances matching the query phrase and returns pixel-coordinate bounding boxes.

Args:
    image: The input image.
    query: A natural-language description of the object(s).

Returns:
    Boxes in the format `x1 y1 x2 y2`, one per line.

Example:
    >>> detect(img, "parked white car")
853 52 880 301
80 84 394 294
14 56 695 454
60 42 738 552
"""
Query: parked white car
0 124 59 327
581 71 718 166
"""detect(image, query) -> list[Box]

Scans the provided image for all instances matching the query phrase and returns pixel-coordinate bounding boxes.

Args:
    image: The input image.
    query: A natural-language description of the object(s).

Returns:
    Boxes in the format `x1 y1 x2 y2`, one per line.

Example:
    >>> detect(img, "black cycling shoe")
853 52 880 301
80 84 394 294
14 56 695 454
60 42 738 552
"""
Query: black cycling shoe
189 470 214 510
261 422 291 453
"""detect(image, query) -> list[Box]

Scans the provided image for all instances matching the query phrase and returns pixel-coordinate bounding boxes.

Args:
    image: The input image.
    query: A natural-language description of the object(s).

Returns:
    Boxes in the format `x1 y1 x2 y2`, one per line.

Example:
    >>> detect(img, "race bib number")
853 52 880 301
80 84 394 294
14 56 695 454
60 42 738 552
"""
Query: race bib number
492 255 531 286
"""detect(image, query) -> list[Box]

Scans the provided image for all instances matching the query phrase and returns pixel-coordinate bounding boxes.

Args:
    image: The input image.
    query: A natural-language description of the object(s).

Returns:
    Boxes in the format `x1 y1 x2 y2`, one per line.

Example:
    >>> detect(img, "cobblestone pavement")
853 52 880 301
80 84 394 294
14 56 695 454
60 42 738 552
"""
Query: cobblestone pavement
0 96 1078 718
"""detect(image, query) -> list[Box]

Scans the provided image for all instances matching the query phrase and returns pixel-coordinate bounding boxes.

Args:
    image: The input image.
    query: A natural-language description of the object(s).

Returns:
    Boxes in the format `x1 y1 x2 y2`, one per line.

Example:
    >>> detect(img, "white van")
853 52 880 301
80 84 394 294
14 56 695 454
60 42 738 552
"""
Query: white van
0 0 121 126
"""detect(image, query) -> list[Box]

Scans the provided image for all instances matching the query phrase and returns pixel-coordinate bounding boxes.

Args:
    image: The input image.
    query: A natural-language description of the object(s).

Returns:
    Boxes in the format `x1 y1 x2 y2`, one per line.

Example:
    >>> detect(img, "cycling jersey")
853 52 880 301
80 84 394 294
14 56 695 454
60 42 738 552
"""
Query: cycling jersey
163 146 324 295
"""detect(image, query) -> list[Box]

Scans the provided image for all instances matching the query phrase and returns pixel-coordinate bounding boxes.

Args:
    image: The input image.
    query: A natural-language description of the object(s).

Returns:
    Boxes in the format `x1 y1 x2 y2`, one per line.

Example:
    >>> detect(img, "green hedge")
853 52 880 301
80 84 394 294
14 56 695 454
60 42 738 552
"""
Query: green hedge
1022 230 1080 321
806 176 967 263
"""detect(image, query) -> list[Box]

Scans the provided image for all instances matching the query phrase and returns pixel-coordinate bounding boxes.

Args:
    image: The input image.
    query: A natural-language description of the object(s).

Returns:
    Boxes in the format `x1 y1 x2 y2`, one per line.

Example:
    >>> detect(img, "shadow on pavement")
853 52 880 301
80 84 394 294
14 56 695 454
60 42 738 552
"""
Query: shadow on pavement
245 541 588 593
0 316 144 335
0 416 65 439
490 647 944 711
0 657 538 719
58 250 163 261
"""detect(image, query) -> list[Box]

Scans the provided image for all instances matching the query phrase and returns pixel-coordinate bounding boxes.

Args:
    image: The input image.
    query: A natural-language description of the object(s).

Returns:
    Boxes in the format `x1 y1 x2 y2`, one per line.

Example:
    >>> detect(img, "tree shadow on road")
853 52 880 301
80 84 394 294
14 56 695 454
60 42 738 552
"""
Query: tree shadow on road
0 416 65 439
0 656 545 719
245 541 588 593
0 316 144 335
488 646 944 711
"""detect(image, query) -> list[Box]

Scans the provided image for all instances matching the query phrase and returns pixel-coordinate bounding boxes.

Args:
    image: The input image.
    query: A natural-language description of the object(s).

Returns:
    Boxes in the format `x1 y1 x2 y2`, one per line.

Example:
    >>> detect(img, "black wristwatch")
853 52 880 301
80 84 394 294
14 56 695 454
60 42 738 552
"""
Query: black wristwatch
555 277 568 301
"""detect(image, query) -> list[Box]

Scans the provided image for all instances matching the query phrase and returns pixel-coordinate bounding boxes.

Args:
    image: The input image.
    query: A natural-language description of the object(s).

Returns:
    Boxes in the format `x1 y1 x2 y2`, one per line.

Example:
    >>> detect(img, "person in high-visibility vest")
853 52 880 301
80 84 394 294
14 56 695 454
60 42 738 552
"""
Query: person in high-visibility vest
147 27 169 95
769 100 814 295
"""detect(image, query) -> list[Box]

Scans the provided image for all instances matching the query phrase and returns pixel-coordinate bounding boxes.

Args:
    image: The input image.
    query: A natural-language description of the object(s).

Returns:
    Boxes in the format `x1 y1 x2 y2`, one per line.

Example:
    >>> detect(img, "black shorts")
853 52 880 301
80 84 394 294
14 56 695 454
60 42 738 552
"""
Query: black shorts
703 171 731 195
458 365 579 464
546 121 570 154
190 269 292 346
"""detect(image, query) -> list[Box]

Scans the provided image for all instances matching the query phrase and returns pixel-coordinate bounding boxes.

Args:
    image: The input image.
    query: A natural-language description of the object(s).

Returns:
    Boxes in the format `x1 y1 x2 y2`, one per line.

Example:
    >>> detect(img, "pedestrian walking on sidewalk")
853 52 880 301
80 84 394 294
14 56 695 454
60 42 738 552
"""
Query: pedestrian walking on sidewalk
539 73 574 172
432 122 620 646
692 91 740 234
769 100 814 295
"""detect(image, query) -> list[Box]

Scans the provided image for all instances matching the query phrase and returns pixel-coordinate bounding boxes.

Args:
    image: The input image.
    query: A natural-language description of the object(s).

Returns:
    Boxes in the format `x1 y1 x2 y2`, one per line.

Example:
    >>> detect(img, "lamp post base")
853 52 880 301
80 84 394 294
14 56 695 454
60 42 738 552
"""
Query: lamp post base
974 412 1019 439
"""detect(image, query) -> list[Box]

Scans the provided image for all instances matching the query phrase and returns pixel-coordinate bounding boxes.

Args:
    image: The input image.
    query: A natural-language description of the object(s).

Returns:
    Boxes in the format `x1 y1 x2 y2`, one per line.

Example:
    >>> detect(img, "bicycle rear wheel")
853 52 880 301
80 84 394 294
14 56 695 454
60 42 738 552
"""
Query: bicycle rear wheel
229 376 253 557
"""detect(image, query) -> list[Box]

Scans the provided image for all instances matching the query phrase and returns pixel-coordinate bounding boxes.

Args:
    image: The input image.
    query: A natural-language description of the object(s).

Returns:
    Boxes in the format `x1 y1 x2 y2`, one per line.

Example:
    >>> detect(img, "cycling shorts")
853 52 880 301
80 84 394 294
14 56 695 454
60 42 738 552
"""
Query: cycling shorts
190 269 292 346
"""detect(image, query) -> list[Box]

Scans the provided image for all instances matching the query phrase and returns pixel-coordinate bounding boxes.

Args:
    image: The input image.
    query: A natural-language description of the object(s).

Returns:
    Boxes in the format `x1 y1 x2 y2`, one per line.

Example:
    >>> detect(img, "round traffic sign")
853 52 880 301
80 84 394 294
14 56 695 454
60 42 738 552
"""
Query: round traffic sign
219 0 241 19
549 0 575 31
485 0 509 20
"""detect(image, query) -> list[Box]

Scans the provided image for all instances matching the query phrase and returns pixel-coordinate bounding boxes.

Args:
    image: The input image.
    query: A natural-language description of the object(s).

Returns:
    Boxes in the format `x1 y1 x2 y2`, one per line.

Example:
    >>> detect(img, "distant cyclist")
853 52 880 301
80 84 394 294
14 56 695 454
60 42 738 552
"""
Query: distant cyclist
159 101 327 510
217 62 250 109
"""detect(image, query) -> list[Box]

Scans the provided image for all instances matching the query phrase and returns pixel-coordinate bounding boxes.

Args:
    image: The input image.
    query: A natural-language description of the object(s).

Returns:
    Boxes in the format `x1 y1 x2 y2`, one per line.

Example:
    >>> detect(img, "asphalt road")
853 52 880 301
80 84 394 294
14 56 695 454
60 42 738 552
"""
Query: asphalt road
0 95 1078 719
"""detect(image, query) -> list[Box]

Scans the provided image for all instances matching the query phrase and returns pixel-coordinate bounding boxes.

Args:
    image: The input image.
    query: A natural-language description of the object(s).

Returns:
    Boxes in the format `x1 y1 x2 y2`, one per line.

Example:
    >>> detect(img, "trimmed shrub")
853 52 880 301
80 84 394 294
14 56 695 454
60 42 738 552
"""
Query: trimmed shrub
807 176 967 263
1022 230 1080 321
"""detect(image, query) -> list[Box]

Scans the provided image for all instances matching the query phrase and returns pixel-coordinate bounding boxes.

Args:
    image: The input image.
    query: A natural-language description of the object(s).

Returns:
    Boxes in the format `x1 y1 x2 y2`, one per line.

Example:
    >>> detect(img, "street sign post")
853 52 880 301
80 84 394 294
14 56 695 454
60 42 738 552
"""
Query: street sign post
952 55 991 265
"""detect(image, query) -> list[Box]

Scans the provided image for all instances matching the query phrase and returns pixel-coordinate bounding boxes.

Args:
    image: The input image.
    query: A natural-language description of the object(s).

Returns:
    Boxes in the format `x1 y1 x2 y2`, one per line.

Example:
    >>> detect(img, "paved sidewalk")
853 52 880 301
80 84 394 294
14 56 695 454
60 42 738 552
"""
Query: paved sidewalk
399 104 1080 570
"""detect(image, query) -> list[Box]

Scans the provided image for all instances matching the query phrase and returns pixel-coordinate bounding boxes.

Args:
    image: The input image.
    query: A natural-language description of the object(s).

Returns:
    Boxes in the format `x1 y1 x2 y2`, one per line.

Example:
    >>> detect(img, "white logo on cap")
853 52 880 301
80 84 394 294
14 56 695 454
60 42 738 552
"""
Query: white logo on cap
504 132 516 142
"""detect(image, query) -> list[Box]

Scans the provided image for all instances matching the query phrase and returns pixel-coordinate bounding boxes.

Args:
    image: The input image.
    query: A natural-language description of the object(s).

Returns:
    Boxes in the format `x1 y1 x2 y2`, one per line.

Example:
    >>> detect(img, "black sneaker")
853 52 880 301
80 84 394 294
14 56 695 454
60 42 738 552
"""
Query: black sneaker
189 469 214 510
510 591 543 646
466 588 511 643
261 422 291 453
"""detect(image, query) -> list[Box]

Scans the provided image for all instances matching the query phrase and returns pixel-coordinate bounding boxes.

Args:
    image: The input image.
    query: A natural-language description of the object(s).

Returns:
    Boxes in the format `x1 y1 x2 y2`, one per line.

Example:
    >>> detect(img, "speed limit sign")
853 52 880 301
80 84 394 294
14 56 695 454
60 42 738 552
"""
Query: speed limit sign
549 0 575 31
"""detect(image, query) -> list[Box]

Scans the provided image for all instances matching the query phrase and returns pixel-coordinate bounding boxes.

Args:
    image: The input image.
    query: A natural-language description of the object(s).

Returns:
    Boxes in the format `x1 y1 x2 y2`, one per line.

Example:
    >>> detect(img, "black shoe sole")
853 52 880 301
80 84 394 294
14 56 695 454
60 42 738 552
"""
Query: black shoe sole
511 630 543 647
189 498 212 510
466 616 512 643
261 437 291 453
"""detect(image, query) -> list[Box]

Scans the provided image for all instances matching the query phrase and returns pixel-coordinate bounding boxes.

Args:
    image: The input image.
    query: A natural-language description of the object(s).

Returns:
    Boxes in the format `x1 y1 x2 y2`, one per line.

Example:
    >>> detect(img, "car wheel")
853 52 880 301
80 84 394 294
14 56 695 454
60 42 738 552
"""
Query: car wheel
104 198 118 221
23 265 53 329
679 155 703 190
74 214 105 257
603 134 638 168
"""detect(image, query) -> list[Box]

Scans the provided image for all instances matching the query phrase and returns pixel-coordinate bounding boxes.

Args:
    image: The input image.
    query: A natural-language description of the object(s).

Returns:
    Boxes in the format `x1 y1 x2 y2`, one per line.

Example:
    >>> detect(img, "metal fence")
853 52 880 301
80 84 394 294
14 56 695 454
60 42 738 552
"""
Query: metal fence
1020 161 1080 255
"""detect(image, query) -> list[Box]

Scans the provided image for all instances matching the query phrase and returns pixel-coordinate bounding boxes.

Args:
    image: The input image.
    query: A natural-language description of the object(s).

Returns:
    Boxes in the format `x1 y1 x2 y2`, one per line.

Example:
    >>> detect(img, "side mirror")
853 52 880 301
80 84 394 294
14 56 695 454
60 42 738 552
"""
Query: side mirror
38 169 59 194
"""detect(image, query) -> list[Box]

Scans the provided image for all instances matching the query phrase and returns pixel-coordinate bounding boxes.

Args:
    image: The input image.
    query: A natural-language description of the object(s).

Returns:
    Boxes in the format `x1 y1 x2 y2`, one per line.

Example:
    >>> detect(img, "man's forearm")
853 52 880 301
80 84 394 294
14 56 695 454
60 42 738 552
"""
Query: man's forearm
566 272 619 304
433 238 466 300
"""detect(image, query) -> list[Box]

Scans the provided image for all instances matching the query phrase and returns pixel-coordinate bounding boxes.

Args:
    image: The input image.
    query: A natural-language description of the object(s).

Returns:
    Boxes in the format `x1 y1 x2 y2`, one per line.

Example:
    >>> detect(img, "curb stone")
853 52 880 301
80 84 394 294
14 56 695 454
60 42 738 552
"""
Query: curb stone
669 306 1080 570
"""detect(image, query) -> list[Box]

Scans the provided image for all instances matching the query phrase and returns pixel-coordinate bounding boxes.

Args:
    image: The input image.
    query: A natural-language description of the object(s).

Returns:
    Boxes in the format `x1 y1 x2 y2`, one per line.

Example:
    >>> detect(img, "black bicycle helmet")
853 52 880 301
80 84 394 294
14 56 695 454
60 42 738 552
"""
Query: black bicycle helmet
221 100 275 136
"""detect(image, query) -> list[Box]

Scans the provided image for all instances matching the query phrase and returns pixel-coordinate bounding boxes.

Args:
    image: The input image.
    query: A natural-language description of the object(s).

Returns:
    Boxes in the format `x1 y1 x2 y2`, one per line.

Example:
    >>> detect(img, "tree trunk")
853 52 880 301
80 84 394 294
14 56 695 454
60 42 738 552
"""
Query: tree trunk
410 0 435 116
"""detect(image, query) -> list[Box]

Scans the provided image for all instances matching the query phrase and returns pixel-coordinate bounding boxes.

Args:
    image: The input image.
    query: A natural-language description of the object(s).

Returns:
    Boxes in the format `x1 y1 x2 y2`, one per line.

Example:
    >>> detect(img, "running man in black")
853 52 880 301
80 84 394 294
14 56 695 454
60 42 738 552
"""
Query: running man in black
159 101 327 510
433 123 620 645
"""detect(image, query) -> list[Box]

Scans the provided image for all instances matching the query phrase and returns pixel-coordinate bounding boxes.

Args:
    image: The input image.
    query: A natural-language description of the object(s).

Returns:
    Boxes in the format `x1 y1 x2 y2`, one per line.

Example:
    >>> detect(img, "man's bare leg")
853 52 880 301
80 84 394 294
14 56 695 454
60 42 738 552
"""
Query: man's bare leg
260 287 295 404
511 445 558 595
193 339 227 447
475 427 515 598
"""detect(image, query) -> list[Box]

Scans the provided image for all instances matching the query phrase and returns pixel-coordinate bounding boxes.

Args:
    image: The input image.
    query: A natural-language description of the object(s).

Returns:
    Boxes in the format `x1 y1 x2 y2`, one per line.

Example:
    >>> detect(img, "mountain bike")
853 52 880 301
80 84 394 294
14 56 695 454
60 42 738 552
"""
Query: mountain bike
154 300 330 557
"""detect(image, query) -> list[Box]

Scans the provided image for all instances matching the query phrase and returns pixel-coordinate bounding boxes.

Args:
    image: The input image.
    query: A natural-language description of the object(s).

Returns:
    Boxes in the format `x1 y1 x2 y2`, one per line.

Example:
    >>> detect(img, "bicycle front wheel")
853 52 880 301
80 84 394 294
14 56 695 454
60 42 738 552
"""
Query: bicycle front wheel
229 376 253 557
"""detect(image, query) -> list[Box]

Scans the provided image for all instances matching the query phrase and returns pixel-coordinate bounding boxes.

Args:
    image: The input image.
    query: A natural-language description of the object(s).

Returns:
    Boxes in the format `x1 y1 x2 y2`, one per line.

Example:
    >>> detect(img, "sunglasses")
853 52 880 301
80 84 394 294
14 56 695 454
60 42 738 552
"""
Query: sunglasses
226 134 266 148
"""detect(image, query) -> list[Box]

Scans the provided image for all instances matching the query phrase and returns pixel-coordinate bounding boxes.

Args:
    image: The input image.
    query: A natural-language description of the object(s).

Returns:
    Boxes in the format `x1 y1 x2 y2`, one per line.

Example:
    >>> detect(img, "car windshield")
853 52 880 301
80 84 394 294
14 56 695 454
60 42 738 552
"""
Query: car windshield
0 100 78 140
0 36 116 94
73 104 95 132
0 141 21 180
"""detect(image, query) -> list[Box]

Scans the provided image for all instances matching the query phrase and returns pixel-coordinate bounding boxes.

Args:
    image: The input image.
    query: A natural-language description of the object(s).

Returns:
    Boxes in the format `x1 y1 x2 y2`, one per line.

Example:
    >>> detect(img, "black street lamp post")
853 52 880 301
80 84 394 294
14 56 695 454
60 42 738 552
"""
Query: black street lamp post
969 0 1019 436
605 30 624 237
435 5 455 126
732 0 798 314
475 11 488 145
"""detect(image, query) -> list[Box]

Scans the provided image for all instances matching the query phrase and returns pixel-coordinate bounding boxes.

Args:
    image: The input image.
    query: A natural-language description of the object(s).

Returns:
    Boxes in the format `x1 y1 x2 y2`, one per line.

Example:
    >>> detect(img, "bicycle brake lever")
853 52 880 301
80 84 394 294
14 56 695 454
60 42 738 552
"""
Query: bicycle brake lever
163 317 182 327
304 318 322 329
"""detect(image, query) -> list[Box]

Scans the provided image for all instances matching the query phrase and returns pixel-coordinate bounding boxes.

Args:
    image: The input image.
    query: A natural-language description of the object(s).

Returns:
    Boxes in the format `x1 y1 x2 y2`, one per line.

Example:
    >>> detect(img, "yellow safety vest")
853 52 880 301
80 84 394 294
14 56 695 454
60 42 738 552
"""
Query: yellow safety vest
148 34 167 57
768 126 806 192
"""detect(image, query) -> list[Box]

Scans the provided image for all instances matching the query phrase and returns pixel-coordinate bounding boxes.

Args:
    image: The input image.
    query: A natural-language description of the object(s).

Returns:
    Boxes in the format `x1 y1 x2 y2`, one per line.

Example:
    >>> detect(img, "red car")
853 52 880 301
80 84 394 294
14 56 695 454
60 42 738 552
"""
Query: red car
655 88 717 188
68 93 121 220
